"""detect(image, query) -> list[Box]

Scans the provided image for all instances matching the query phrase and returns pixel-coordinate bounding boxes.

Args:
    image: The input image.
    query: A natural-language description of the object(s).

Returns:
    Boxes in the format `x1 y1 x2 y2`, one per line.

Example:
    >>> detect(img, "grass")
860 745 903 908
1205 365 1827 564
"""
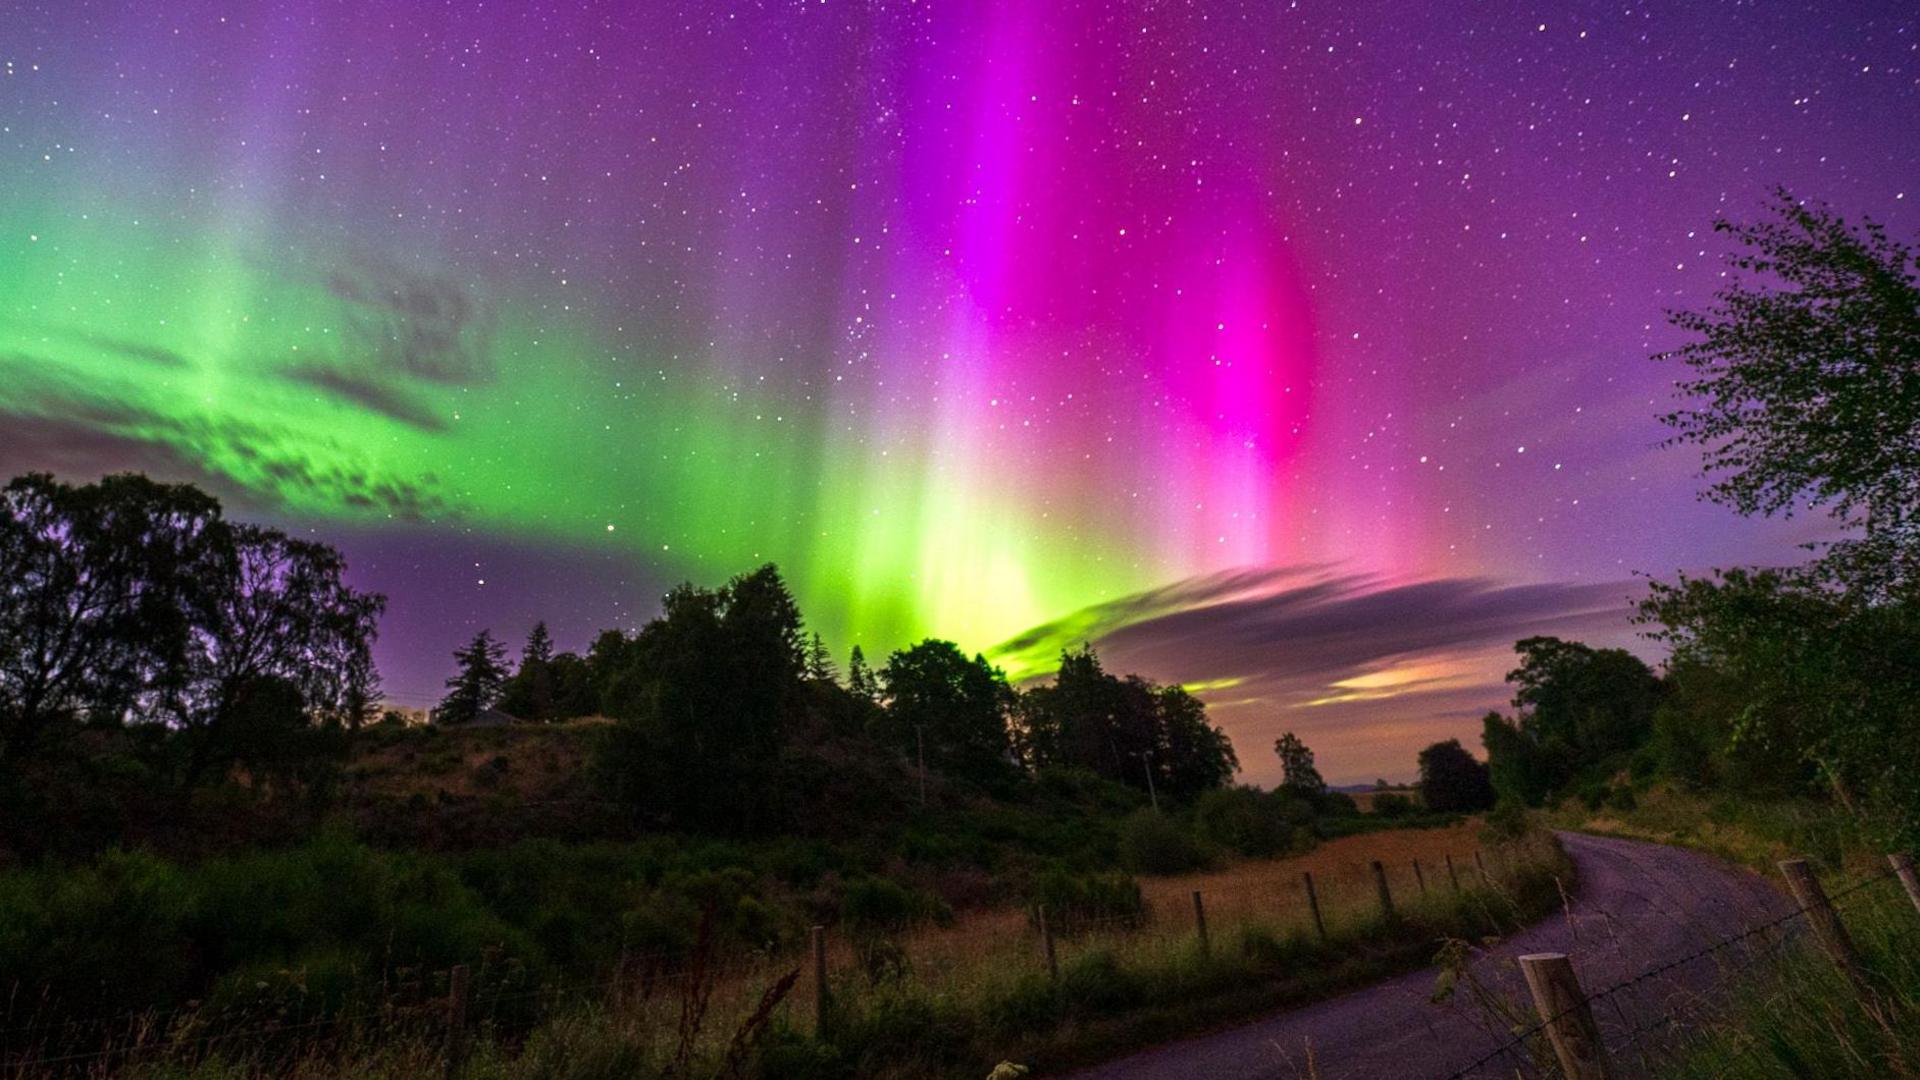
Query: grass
1554 786 1920 1079
0 825 1570 1079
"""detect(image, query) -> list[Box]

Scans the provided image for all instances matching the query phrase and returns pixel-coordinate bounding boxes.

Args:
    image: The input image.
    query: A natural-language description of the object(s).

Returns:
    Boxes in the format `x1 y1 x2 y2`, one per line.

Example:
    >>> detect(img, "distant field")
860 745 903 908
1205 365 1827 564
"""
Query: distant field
1346 786 1420 812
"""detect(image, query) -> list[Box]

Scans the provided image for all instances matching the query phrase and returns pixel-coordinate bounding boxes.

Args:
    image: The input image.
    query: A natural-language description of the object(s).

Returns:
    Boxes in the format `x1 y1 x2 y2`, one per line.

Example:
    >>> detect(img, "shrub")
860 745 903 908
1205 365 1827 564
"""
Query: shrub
1192 787 1306 857
841 876 949 933
1117 809 1209 874
1028 869 1145 934
1480 796 1533 843
1371 792 1415 818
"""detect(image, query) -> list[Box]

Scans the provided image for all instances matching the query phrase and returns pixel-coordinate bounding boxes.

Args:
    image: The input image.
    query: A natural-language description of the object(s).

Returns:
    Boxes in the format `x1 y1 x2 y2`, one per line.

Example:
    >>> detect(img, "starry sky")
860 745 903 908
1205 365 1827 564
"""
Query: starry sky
2 1 1915 785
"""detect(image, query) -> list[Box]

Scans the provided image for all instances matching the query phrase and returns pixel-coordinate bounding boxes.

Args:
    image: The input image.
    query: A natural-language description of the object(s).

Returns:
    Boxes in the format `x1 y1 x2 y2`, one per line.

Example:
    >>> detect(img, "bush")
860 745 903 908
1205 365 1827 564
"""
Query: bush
842 875 948 933
1028 869 1145 934
1117 809 1210 874
1480 796 1533 843
1371 793 1415 818
1192 787 1307 858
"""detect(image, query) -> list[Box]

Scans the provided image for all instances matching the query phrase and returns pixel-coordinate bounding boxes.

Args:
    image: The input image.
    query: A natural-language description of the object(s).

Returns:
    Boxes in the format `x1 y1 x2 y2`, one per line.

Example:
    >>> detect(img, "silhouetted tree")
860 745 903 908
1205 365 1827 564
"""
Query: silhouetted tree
436 631 509 725
1019 646 1235 799
1416 738 1496 813
878 640 1014 785
803 631 837 682
594 564 805 831
0 473 224 761
176 524 385 787
500 622 557 721
0 473 382 791
1153 684 1238 799
846 645 879 703
1475 636 1660 805
1272 731 1326 798
1660 192 1920 599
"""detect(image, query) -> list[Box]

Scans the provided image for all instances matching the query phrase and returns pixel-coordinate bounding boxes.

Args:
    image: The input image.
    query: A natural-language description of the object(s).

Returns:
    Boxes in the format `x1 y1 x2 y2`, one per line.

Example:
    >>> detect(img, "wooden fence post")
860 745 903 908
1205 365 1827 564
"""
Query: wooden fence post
810 925 829 1037
1413 858 1428 896
1445 852 1462 892
1302 871 1327 942
1890 853 1920 916
1778 859 1870 994
1038 905 1059 980
444 963 470 1080
1519 953 1614 1080
1191 890 1210 954
1371 861 1395 921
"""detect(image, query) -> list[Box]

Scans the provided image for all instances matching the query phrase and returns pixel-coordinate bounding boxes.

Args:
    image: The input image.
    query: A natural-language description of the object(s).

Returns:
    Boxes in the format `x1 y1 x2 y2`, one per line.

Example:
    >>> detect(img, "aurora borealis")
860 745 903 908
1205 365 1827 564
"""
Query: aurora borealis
3 1 1916 783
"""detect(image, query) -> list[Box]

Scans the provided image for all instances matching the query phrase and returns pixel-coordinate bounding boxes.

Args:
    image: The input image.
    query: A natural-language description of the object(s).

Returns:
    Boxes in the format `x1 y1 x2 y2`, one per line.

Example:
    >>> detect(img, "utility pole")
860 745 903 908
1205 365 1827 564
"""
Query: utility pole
1141 750 1159 810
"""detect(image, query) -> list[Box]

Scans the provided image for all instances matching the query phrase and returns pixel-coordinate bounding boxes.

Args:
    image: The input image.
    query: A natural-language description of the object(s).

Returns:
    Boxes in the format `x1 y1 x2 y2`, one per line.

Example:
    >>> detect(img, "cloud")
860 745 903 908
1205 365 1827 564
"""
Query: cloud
281 364 448 431
324 254 496 385
0 322 191 369
0 360 447 520
991 567 1647 786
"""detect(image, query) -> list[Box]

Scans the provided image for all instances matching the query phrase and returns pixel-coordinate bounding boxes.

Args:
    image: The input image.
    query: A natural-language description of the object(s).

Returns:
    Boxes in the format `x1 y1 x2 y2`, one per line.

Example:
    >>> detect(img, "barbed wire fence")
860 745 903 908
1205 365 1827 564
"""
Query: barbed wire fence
1 843 1515 1076
1437 854 1913 1079
7 842 1907 1078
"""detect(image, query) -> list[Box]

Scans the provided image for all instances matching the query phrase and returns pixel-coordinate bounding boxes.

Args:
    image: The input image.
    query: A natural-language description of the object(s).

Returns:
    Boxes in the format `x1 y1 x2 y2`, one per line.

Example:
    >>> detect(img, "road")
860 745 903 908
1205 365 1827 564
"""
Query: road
1062 831 1793 1080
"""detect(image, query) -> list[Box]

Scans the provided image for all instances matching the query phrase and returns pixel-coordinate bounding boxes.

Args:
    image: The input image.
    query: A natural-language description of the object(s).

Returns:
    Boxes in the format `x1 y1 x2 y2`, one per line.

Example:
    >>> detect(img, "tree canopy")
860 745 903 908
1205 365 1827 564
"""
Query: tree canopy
1659 191 1920 599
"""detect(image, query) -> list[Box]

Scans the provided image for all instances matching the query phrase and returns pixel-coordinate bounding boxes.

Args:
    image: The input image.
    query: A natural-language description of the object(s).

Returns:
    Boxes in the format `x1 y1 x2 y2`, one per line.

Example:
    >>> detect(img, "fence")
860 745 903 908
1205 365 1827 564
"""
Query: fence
0 841 1527 1077
1438 851 1920 1080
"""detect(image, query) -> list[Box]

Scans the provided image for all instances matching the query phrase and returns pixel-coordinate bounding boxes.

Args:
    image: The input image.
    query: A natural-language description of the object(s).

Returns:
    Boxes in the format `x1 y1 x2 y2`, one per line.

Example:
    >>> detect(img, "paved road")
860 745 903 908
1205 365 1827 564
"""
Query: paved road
1063 831 1792 1080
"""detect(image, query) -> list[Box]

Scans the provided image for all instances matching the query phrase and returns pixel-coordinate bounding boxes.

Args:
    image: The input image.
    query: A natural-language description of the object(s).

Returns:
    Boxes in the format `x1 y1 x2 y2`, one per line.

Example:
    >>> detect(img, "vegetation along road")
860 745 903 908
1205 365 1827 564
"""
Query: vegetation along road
1066 831 1790 1080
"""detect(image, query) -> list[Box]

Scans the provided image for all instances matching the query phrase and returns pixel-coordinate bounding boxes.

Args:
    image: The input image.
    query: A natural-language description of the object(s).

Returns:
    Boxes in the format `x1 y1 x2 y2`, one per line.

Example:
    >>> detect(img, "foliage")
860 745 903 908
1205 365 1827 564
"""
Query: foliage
1658 190 1920 599
0 473 383 805
436 630 510 725
1639 566 1920 840
1026 868 1146 933
1016 647 1237 800
1116 809 1210 875
1190 786 1311 858
1271 731 1326 798
1416 739 1496 813
1480 636 1661 805
876 640 1016 787
499 622 559 721
1371 792 1414 818
592 565 804 833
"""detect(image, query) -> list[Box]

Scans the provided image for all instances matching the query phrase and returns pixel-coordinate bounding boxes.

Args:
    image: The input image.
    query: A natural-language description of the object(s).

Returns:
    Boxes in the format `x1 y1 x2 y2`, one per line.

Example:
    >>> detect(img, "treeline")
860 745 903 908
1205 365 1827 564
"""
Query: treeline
433 566 1240 834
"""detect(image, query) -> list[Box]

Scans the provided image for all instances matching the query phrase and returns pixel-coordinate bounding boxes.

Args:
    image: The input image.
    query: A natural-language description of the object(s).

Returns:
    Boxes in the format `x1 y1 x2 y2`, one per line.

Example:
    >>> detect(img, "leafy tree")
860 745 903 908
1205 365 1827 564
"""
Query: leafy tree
594 564 806 831
0 473 382 793
1640 567 1920 821
877 640 1014 785
1416 738 1496 813
1017 647 1236 800
1153 684 1238 800
0 473 224 760
1372 792 1414 818
1659 192 1920 599
1272 731 1326 798
436 631 509 725
1480 711 1559 806
175 524 385 787
1507 636 1661 764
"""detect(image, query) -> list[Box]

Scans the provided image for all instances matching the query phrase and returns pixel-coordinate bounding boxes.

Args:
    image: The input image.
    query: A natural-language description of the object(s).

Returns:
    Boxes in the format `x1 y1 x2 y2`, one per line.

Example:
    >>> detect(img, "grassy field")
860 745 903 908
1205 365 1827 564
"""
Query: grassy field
1555 788 1920 1079
0 823 1568 1080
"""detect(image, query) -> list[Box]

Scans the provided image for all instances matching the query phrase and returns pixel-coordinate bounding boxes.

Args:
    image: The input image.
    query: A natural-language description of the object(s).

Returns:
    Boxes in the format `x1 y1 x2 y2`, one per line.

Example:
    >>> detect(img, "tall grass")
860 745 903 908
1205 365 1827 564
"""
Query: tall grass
1557 786 1920 1080
0 830 1570 1079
